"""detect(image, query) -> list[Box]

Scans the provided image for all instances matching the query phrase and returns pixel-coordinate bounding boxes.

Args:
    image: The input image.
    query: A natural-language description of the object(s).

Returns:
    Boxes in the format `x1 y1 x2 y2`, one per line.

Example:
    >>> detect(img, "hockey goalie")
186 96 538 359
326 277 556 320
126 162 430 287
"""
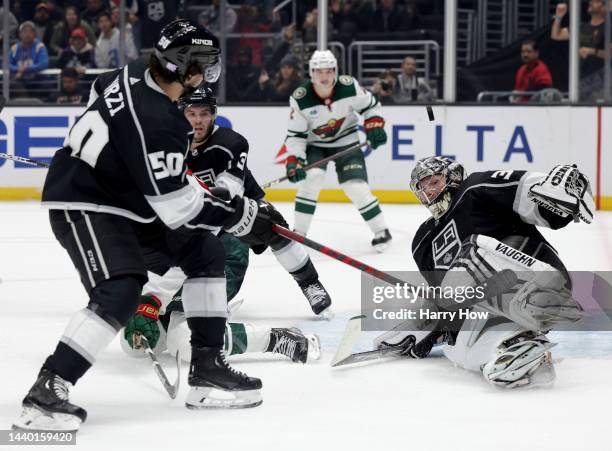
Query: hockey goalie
374 157 593 388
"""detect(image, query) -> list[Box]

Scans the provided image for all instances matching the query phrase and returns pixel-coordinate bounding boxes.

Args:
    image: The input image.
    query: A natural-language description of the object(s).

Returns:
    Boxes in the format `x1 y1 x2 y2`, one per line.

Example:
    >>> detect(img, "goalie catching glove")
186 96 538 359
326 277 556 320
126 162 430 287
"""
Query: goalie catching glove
528 164 594 224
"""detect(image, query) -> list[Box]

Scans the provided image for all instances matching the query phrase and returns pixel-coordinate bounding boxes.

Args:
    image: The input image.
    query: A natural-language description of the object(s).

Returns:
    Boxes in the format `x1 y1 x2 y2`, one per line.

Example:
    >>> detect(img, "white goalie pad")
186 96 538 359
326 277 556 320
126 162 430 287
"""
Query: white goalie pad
444 235 584 332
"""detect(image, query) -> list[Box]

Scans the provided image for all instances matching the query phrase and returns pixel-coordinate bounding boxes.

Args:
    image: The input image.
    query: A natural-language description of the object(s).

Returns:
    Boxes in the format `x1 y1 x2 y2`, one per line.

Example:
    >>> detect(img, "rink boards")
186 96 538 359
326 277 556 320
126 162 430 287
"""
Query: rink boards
0 105 609 210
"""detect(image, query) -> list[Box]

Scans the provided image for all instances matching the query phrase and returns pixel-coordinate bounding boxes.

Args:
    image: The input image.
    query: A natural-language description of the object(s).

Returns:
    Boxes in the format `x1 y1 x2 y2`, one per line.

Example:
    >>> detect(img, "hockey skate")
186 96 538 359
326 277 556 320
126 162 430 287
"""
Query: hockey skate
298 279 333 319
13 369 87 431
186 346 262 409
481 331 557 389
371 229 392 253
267 328 321 363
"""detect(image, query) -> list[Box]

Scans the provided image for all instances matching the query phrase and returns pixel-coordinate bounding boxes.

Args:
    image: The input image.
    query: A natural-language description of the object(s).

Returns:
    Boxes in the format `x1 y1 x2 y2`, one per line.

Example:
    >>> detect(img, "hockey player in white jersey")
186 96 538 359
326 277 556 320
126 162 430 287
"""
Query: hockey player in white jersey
284 50 392 252
120 268 321 364
374 157 593 388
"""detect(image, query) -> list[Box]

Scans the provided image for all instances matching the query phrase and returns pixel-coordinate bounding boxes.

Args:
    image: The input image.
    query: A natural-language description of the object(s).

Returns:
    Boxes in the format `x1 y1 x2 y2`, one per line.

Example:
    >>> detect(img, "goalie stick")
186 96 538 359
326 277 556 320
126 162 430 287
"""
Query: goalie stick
134 332 180 399
262 141 368 189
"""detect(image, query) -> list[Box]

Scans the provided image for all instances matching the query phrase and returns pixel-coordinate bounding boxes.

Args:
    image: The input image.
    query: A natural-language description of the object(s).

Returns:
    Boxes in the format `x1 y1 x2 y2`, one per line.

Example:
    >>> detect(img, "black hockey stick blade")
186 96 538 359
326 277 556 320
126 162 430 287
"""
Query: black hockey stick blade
138 334 180 399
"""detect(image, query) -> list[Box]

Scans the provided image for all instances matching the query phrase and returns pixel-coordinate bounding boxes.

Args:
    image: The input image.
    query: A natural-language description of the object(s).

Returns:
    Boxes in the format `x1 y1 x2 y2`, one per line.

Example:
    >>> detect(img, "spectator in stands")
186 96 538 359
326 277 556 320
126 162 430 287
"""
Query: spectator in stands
263 23 296 73
82 0 107 33
95 11 138 68
110 5 138 53
57 27 95 73
136 0 178 50
512 40 553 103
227 47 260 102
0 7 19 46
371 69 399 104
248 55 303 102
236 3 271 66
50 5 96 55
198 0 237 34
47 67 87 104
302 8 323 43
393 56 434 103
551 1 608 100
10 21 49 80
369 0 415 34
330 0 372 43
33 2 56 49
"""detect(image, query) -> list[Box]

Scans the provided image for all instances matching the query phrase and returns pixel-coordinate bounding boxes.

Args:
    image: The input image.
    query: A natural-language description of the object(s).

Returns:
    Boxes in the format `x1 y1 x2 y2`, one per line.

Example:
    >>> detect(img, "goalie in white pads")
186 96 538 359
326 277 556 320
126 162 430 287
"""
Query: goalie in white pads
375 158 592 388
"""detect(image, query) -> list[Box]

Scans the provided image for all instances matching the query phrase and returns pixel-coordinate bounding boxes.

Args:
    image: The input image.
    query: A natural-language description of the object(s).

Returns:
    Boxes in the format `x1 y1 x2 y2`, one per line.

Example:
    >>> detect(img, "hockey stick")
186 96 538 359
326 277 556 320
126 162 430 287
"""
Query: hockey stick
426 105 435 121
135 333 180 399
271 224 405 286
262 141 368 189
331 315 406 367
0 152 50 168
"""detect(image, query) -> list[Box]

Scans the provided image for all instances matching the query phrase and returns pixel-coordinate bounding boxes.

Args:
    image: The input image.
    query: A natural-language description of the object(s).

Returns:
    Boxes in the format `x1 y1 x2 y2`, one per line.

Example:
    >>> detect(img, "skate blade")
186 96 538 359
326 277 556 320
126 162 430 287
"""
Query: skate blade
185 387 263 410
12 406 82 432
306 334 322 362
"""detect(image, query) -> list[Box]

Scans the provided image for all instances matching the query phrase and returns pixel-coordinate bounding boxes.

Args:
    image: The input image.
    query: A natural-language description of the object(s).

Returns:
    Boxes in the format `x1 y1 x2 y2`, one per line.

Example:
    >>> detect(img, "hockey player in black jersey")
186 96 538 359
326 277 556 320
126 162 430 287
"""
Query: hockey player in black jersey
178 86 332 317
14 20 278 431
374 156 593 388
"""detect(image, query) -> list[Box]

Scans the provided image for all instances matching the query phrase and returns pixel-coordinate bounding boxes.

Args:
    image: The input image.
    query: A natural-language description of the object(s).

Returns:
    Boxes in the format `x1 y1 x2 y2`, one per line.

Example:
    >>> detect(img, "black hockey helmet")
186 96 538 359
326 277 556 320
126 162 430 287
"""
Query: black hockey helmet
410 156 466 219
155 19 221 84
178 85 217 115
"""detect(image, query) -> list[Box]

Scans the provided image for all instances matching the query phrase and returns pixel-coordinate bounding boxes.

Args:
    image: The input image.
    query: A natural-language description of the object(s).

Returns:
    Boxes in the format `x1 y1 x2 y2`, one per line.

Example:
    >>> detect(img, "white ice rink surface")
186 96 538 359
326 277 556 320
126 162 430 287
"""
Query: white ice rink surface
1 201 611 451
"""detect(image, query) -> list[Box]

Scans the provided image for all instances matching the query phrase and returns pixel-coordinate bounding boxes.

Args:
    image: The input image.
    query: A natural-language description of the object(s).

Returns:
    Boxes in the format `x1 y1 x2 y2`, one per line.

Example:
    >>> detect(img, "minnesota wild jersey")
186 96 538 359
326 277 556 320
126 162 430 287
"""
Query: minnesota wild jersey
285 75 382 159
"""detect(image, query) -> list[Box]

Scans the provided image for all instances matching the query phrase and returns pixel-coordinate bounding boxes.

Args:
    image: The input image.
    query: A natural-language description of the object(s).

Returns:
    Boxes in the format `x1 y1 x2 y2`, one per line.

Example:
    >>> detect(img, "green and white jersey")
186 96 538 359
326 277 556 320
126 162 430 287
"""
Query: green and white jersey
285 75 382 159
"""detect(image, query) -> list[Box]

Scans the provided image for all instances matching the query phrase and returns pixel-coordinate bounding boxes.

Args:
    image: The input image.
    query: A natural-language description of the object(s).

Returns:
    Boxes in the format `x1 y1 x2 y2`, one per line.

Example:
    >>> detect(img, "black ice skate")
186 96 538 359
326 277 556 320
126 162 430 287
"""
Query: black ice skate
13 369 87 431
186 346 262 409
298 279 333 318
372 229 392 253
266 328 321 363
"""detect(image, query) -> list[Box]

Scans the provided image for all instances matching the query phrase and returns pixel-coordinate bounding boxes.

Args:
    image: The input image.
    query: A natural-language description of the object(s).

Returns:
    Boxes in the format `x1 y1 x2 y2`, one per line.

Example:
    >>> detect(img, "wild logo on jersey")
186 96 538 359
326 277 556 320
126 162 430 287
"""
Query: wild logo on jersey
432 220 461 269
312 118 346 139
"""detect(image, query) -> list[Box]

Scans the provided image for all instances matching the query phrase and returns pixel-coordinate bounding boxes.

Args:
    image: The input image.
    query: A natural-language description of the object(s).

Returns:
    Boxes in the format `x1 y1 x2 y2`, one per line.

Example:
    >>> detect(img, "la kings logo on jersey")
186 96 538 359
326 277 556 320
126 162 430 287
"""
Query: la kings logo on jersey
194 168 216 186
432 220 461 269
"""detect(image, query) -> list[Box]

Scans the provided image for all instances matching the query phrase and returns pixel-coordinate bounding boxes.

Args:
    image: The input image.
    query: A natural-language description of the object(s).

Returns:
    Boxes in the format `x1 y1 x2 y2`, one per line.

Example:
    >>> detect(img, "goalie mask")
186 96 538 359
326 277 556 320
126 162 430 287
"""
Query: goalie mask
410 157 466 219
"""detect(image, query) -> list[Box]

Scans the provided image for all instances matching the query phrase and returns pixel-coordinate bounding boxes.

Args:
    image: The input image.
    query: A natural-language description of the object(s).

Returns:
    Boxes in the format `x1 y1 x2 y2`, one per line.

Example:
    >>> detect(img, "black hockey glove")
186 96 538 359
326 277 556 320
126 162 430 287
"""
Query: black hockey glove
227 199 286 247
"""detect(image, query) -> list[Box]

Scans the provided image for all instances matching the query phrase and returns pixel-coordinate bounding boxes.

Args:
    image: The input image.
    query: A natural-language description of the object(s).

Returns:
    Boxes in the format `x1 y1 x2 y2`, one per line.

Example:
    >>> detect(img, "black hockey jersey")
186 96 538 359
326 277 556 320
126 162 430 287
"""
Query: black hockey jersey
42 60 243 231
412 170 572 285
187 126 265 201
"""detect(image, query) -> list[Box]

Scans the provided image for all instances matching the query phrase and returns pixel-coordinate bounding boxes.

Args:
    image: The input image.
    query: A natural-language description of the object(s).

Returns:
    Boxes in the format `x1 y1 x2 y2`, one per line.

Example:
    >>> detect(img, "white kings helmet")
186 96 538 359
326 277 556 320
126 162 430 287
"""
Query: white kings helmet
309 50 337 78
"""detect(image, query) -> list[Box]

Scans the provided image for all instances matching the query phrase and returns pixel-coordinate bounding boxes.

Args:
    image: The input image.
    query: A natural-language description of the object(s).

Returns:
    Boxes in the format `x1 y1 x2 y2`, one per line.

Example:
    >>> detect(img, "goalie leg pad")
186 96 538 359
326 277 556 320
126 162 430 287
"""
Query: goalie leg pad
443 235 583 331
